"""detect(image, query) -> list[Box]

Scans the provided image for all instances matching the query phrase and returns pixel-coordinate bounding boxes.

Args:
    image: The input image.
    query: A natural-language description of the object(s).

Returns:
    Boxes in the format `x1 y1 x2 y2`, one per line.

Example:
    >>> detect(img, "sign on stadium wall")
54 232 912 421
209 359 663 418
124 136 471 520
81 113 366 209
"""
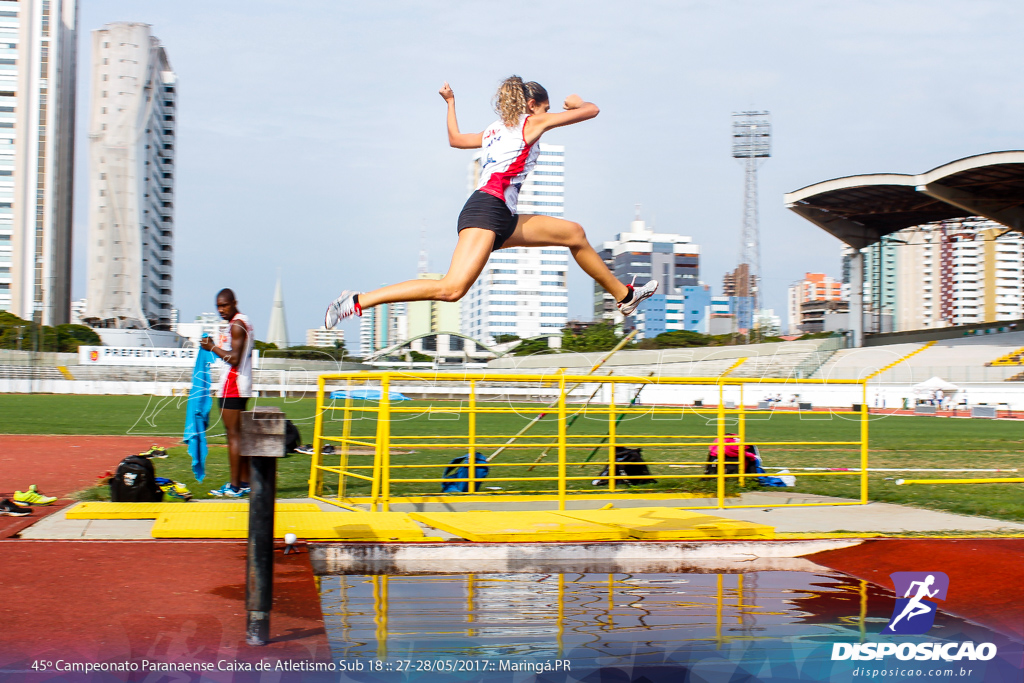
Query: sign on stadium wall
78 346 198 366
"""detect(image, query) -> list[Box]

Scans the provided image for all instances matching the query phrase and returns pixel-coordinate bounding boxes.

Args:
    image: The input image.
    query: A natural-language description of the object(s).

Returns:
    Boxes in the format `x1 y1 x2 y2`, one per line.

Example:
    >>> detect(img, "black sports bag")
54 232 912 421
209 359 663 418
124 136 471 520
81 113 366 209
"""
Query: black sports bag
109 455 164 502
591 447 657 487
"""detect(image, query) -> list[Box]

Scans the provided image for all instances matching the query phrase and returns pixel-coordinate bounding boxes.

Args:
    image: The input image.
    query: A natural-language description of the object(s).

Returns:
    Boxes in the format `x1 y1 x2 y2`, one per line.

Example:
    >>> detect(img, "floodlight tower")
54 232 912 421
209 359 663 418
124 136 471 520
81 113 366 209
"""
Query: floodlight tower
732 111 772 325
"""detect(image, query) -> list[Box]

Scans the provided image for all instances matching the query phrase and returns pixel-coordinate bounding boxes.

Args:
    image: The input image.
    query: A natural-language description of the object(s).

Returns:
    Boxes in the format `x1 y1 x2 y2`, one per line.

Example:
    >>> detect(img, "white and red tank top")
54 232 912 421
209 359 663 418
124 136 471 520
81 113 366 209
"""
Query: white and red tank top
216 312 255 398
476 116 540 214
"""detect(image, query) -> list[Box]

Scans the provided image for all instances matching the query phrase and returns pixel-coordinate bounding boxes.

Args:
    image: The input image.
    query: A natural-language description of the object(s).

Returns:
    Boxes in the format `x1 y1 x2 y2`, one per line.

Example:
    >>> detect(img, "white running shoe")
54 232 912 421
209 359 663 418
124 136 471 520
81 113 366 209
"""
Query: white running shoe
325 290 361 329
617 279 659 316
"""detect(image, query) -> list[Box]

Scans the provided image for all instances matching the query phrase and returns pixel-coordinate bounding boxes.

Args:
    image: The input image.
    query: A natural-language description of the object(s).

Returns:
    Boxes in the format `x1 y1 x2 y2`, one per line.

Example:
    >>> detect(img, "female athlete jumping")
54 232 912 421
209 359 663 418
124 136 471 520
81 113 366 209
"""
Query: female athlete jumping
324 76 657 329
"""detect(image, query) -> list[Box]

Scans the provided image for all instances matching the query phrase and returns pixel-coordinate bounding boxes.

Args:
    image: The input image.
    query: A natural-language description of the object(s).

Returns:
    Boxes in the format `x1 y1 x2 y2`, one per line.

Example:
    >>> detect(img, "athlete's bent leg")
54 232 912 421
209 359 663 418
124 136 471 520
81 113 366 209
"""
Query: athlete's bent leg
357 228 495 308
503 215 629 301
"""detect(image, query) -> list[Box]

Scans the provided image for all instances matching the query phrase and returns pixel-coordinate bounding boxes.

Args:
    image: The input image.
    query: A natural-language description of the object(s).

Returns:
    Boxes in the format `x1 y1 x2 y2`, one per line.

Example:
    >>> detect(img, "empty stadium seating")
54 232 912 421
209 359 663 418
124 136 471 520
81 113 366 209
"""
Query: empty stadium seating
0 365 66 380
7 330 1024 392
814 333 1024 382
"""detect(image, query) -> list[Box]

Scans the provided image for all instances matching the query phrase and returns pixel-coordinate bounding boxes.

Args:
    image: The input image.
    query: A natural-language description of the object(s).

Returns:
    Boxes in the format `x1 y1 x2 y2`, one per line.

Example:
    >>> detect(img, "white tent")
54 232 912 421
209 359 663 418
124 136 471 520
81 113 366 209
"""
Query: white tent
911 377 960 395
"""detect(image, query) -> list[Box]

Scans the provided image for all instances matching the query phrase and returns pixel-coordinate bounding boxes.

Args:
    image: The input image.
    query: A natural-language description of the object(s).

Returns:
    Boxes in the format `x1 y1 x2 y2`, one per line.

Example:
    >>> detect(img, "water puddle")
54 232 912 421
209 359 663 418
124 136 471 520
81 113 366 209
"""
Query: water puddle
318 570 1020 681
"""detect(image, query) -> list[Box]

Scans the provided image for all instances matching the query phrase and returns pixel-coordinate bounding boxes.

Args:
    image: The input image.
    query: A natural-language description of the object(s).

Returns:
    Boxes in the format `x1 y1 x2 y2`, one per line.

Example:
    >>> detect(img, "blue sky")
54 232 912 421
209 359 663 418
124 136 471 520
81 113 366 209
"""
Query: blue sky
71 1 1024 344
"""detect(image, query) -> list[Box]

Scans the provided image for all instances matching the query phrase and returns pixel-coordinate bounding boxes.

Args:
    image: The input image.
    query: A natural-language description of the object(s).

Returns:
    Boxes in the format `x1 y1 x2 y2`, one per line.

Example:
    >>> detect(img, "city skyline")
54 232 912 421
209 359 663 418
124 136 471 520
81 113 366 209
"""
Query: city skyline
59 1 1024 344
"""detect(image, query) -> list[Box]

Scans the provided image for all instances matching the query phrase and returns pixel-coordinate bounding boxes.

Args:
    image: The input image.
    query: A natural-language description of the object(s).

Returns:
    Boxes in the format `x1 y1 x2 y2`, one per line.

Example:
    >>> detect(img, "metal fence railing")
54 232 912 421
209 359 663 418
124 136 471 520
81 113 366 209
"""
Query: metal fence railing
309 372 870 512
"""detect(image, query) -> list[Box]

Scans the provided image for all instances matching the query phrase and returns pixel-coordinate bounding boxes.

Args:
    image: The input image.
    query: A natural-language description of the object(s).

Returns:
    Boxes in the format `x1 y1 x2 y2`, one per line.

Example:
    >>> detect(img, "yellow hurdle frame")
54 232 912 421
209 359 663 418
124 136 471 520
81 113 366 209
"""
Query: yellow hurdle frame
308 371 870 512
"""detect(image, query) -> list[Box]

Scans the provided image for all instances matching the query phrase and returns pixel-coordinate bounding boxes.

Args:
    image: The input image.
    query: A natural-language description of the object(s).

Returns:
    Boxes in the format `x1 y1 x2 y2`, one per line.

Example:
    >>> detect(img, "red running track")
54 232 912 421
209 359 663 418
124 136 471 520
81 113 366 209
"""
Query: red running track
810 538 1024 640
0 435 178 539
0 436 332 676
0 540 332 676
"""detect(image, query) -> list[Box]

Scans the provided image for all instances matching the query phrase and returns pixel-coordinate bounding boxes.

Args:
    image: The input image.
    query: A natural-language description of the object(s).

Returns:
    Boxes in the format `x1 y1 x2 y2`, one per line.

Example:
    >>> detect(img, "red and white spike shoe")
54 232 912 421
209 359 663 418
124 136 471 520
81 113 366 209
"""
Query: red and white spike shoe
617 278 659 316
325 290 362 329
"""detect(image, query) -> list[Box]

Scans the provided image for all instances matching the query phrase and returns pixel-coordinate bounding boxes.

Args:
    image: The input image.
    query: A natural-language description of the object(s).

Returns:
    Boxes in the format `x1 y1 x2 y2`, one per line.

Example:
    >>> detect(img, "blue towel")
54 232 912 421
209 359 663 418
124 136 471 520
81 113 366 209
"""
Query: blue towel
184 347 216 482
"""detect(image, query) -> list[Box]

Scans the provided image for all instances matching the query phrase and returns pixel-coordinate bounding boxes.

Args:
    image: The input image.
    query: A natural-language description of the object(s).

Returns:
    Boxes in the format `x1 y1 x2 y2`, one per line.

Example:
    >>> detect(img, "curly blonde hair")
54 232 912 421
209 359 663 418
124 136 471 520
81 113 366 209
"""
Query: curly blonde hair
494 75 527 128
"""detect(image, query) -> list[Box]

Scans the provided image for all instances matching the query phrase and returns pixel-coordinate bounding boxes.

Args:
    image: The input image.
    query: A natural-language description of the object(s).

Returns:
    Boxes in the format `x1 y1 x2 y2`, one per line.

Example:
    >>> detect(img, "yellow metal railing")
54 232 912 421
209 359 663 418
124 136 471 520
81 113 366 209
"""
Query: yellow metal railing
309 371 870 511
864 340 936 380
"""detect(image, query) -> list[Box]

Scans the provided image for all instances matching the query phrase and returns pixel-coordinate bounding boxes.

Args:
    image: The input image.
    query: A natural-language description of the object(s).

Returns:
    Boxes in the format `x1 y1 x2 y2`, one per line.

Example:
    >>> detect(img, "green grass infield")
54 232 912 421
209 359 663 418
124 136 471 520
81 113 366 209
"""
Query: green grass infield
2 394 1022 522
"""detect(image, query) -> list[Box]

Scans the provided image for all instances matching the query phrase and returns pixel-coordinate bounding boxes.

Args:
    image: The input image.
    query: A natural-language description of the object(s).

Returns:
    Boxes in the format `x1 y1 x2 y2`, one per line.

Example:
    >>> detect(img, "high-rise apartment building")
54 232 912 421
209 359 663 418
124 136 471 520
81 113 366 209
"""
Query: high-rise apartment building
705 296 736 335
594 215 701 339
462 143 569 344
786 272 846 333
891 219 1024 329
359 301 406 356
722 263 756 331
407 273 460 338
834 218 1024 334
84 23 175 329
633 285 711 337
864 237 898 333
0 0 77 324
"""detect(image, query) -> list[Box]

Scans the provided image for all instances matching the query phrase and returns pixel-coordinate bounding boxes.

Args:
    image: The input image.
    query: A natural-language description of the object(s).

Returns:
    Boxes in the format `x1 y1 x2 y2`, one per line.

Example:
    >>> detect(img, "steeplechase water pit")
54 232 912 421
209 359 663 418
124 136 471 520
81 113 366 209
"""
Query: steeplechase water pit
307 556 1021 680
293 371 1023 680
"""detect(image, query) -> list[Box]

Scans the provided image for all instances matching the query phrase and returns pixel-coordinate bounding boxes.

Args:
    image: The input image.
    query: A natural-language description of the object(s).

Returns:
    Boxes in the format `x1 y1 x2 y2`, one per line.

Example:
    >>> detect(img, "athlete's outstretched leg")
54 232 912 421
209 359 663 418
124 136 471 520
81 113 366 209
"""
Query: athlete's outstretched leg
325 228 494 327
361 228 494 306
504 215 654 309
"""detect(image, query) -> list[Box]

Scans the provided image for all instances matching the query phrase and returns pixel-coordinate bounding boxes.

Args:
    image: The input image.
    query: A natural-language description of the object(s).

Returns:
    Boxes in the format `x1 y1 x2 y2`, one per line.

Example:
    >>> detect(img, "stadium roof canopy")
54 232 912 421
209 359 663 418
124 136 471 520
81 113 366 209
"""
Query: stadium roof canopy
784 151 1024 248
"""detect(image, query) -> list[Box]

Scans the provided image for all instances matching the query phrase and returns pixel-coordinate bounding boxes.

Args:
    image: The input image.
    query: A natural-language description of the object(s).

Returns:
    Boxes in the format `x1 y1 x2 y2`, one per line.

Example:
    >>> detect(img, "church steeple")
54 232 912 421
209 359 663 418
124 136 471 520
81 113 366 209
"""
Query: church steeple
266 270 289 348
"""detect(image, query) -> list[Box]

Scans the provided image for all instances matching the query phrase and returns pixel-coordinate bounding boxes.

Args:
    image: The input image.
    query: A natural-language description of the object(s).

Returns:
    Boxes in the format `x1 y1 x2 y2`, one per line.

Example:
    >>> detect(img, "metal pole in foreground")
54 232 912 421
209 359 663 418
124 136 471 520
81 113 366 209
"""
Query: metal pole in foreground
240 406 287 646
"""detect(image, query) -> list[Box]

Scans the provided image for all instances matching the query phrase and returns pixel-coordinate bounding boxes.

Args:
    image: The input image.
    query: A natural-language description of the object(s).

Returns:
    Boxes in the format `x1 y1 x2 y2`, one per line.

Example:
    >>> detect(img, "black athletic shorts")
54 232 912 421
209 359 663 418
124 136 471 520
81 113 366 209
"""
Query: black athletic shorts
219 397 250 411
457 190 519 251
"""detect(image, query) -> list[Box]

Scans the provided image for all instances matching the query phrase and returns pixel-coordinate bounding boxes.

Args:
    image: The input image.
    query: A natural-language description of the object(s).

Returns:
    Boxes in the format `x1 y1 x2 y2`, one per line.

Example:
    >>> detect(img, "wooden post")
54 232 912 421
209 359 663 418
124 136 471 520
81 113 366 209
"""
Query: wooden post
241 406 287 646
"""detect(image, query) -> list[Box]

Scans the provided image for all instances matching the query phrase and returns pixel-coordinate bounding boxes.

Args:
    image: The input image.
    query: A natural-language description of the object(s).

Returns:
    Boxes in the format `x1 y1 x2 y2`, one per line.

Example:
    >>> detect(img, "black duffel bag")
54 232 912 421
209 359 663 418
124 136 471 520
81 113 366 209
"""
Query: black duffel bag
591 447 657 487
110 455 164 502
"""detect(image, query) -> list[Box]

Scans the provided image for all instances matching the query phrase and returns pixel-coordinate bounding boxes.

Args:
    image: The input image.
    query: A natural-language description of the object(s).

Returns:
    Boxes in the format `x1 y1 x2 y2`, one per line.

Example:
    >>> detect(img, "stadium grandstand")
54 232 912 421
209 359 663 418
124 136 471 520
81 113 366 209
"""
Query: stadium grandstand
785 150 1024 347
6 327 1024 407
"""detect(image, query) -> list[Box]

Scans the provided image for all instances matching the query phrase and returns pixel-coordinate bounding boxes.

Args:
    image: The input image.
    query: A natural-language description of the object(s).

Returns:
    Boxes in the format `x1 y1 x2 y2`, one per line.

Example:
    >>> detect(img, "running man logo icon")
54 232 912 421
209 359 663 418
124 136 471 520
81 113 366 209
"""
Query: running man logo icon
884 572 949 634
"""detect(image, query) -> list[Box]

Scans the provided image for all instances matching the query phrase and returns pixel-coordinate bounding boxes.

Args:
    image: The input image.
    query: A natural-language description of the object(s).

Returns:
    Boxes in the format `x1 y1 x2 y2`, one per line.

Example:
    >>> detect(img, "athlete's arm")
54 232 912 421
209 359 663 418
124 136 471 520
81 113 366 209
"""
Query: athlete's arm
201 324 243 366
523 94 599 144
211 321 246 367
440 81 483 149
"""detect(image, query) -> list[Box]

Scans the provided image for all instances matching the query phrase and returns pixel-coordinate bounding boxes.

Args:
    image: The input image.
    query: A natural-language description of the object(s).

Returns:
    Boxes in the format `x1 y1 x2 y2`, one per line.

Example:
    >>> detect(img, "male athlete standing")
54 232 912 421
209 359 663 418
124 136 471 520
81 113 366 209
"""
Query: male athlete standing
200 288 256 497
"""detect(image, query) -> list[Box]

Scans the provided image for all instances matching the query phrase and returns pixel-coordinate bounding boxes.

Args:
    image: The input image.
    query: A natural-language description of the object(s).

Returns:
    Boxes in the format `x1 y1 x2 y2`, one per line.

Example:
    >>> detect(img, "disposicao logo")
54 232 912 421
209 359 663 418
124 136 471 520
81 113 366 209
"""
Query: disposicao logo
885 571 949 635
831 572 998 662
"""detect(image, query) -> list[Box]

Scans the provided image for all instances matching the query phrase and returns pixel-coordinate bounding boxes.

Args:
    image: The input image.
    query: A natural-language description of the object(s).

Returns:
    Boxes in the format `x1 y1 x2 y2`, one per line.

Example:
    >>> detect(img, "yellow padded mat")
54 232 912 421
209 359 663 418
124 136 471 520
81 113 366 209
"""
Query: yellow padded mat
66 502 321 520
554 508 775 539
150 510 427 540
408 510 629 542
